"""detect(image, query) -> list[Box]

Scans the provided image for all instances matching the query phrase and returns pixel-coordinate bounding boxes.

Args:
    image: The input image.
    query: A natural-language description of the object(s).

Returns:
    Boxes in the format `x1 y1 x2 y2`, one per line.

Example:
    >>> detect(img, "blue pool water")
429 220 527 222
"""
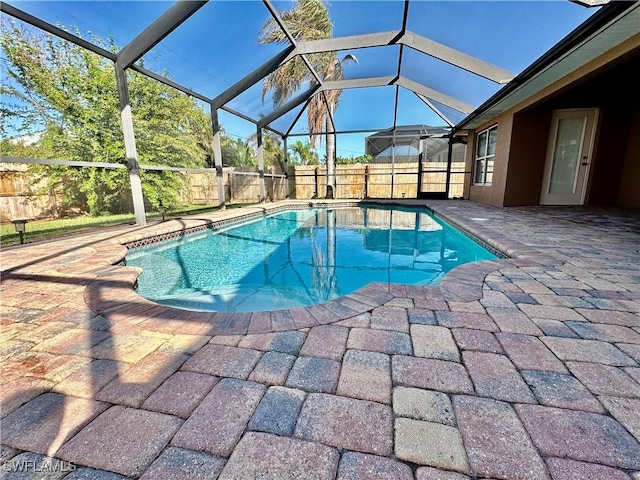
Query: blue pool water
127 206 497 312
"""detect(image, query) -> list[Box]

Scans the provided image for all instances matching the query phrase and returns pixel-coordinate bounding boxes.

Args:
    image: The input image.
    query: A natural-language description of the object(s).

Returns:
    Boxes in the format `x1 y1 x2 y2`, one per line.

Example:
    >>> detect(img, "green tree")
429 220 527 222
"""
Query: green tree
248 129 285 170
337 153 372 165
1 20 211 215
288 139 319 165
220 135 257 167
259 0 356 198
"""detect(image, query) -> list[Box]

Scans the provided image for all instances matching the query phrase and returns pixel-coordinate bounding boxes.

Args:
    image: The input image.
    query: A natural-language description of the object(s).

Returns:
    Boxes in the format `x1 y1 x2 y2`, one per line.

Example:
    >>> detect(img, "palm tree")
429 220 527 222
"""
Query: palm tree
288 139 319 165
259 0 356 198
220 136 256 167
248 129 285 169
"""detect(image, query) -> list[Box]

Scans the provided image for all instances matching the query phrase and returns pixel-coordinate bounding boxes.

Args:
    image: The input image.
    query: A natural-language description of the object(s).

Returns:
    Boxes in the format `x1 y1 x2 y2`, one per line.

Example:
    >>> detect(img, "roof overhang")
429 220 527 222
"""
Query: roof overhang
570 0 611 7
456 2 639 131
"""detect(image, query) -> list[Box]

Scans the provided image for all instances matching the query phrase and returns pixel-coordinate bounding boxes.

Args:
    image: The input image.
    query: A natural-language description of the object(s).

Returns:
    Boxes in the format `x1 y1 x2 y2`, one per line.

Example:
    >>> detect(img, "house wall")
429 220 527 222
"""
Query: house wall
466 38 640 208
586 105 632 206
503 110 552 206
467 113 513 207
618 104 640 209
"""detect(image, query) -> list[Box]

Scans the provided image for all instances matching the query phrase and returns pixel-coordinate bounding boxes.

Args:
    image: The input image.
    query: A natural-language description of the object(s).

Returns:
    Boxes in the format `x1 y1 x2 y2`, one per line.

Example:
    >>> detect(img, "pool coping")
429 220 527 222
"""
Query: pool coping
77 200 557 335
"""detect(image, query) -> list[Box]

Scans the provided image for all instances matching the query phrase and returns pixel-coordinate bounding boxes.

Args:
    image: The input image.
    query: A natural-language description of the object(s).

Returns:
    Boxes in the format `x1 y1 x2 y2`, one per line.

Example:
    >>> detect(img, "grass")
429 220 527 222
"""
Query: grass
1 203 252 247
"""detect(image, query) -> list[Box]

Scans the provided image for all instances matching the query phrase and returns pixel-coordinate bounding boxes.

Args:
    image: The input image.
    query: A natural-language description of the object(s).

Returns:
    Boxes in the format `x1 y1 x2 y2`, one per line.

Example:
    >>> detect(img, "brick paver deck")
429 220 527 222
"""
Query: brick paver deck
1 200 639 479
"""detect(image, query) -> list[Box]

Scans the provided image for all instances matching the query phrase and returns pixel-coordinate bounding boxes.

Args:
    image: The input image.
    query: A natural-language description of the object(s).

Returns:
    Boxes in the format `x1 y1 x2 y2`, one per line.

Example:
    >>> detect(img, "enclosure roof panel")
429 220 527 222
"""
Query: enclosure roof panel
1 0 609 136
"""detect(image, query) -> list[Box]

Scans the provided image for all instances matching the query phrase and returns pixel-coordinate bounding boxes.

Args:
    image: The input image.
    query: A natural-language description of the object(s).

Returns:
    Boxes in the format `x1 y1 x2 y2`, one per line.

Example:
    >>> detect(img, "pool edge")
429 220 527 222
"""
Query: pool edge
81 199 555 335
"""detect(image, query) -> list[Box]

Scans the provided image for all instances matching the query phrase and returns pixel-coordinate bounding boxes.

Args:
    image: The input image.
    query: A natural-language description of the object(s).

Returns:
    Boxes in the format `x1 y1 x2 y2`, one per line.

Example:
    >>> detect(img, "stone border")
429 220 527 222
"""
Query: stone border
124 201 361 251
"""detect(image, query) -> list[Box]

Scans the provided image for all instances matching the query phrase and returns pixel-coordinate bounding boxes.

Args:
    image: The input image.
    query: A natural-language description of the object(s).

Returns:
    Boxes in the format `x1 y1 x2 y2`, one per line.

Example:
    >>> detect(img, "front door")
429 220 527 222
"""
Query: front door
540 108 598 205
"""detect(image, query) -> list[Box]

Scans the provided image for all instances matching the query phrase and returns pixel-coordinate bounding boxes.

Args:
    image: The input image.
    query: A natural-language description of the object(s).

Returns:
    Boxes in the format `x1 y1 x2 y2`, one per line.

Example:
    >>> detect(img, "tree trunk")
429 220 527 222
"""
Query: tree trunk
325 104 336 199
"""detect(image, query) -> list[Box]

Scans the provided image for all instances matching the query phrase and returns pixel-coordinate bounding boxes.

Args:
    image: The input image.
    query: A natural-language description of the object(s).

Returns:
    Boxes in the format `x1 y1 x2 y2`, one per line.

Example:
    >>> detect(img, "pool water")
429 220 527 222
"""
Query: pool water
127 206 497 312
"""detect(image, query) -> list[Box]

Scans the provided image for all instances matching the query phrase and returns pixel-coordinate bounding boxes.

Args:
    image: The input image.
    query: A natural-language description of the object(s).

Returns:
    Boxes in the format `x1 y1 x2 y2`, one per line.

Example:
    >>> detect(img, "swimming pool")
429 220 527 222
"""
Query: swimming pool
126 206 497 312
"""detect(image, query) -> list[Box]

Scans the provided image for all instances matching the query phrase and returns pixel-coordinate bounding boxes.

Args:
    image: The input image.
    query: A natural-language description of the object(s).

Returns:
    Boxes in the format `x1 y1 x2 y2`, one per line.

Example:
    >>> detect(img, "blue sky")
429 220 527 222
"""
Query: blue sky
4 0 595 158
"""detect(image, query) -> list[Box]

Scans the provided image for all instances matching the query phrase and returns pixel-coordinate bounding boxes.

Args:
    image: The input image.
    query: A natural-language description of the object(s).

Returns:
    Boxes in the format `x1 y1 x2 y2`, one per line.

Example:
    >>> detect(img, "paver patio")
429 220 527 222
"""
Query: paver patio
1 199 639 479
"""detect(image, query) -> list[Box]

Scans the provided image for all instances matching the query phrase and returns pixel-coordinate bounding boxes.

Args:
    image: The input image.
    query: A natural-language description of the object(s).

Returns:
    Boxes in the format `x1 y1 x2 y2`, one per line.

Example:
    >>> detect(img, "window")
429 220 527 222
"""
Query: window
474 126 497 185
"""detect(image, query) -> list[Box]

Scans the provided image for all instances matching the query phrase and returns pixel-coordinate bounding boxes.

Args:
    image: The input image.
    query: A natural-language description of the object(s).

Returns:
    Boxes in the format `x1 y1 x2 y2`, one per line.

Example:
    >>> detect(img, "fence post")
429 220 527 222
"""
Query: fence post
364 164 369 199
314 167 319 199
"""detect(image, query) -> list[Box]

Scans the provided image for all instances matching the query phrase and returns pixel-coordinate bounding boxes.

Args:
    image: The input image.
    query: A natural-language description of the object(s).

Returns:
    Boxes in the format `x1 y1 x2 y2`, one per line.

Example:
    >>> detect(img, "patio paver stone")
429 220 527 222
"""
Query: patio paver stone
336 452 414 480
1 393 109 456
139 447 226 480
171 378 265 457
218 432 339 480
521 369 604 413
57 405 183 477
247 386 305 436
346 328 412 355
181 344 262 379
338 349 391 401
454 395 549 480
285 356 341 393
516 404 640 470
411 324 460 361
394 418 469 472
295 393 393 456
392 387 456 426
3 201 640 480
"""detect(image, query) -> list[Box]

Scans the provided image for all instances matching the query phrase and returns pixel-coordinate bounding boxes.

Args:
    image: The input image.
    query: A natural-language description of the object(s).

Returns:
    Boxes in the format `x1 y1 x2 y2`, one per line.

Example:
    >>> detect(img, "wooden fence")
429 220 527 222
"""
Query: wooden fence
289 162 467 199
0 162 467 222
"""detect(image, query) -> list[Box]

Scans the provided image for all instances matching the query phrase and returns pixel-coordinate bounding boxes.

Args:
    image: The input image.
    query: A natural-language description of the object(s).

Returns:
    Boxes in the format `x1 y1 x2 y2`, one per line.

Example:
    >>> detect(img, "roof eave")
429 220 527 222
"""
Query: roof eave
454 1 635 132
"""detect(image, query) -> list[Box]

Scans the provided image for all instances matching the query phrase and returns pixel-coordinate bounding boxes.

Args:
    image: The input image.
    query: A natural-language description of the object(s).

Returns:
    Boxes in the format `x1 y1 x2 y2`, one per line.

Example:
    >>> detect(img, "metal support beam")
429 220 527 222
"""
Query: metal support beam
401 33 514 84
211 46 295 109
445 135 454 199
210 106 226 210
129 64 210 103
1 3 117 61
256 126 266 202
116 0 207 69
285 31 399 58
258 84 320 128
317 75 473 116
570 0 611 7
202 21 512 125
396 77 474 114
287 127 391 137
1 156 125 169
283 136 290 198
115 66 146 226
416 94 455 127
284 29 515 84
319 76 396 92
321 92 336 135
392 86 400 132
391 84 400 199
285 97 312 136
262 0 323 85
400 0 410 33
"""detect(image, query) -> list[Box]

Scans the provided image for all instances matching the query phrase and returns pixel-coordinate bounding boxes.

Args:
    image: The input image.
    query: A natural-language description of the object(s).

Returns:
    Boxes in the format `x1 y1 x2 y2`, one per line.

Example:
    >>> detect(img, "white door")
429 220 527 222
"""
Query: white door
540 109 598 205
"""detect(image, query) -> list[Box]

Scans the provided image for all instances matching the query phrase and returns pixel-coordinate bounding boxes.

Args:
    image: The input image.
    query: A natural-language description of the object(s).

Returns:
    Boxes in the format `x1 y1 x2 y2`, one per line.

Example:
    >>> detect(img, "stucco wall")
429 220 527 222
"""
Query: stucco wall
585 106 632 206
503 110 552 206
618 104 640 209
467 113 513 207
